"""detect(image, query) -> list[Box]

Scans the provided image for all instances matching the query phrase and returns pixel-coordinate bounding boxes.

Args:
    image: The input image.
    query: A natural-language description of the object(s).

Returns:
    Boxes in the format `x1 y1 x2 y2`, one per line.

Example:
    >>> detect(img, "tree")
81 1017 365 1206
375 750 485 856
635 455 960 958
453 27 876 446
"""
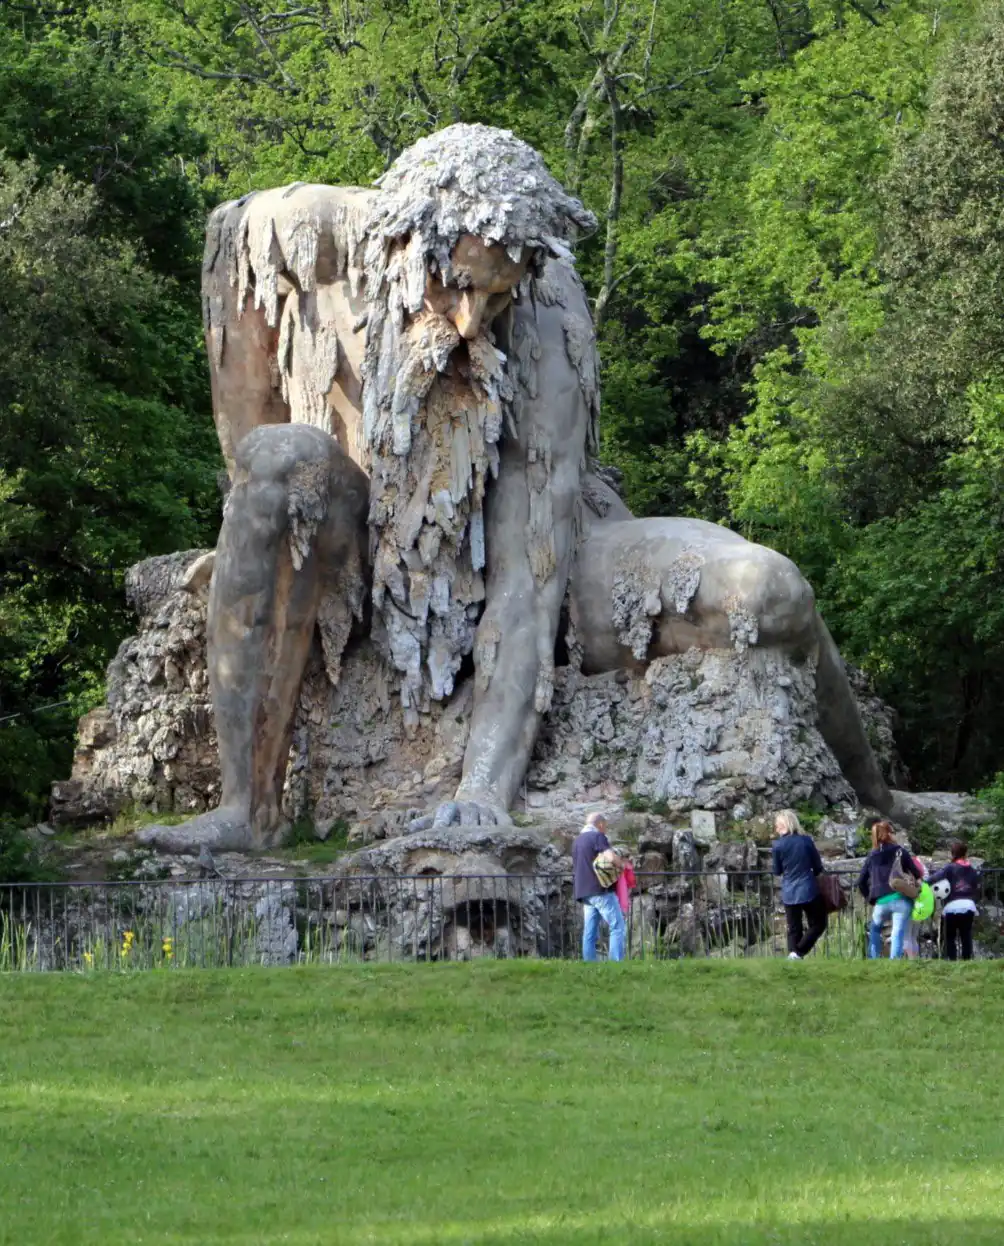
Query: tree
0 155 217 814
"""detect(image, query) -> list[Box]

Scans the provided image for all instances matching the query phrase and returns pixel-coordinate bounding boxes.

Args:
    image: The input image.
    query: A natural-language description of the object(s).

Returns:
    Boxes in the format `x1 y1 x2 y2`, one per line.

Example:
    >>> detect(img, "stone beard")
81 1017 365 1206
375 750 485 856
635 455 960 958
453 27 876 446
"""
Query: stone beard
363 296 513 724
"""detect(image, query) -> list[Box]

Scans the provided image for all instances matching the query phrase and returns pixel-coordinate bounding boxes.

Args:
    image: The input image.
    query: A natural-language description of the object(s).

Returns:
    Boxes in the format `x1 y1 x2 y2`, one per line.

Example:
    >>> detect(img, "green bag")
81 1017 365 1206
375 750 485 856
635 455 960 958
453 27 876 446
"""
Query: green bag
912 881 934 922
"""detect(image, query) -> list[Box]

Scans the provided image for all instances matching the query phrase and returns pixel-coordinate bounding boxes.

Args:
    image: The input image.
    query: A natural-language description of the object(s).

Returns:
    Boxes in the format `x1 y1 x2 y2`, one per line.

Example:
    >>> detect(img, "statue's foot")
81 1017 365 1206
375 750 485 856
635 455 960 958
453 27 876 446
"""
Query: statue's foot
408 794 513 833
136 807 253 854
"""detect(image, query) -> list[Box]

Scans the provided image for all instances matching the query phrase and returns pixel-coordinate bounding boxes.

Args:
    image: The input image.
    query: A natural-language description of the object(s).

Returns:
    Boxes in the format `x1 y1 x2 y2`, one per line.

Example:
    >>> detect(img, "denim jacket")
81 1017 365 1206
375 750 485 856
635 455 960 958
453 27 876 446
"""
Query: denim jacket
771 834 823 905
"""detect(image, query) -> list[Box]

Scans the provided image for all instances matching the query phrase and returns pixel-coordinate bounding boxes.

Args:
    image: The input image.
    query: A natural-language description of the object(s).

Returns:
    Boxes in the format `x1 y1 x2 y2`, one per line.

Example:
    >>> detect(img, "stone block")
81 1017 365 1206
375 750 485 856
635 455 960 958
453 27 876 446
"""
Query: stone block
690 809 718 845
635 851 668 885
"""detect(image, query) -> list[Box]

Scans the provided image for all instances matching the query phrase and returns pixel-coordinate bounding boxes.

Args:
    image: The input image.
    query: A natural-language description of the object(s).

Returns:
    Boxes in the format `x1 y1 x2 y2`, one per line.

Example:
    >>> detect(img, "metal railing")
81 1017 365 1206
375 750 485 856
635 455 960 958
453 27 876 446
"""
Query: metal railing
1 868 1002 971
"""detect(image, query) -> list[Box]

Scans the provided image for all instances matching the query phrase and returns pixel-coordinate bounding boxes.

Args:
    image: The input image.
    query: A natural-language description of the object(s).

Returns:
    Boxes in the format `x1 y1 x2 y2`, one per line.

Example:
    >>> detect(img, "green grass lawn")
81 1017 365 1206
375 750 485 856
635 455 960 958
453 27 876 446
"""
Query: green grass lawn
1 962 1002 1245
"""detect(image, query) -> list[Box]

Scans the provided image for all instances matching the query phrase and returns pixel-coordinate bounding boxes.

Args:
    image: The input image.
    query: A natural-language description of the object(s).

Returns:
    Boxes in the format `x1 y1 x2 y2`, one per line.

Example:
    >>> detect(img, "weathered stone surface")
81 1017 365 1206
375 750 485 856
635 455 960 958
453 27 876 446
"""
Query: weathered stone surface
672 831 701 872
846 665 909 788
815 813 863 858
690 810 719 845
49 778 120 825
635 851 669 880
705 840 759 874
891 790 992 835
340 826 558 876
55 552 905 838
49 550 220 826
527 648 855 819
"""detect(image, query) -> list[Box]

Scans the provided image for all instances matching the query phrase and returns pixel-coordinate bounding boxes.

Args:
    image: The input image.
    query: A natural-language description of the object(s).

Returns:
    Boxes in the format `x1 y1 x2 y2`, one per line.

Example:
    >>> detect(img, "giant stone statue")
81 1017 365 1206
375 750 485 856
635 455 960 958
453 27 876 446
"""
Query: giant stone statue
140 123 892 852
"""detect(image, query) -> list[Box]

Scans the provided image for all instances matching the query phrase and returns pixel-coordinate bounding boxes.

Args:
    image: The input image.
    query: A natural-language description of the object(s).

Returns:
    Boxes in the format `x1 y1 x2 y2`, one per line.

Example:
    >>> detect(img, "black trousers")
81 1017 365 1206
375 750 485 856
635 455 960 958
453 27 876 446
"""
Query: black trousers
785 896 828 957
942 911 975 961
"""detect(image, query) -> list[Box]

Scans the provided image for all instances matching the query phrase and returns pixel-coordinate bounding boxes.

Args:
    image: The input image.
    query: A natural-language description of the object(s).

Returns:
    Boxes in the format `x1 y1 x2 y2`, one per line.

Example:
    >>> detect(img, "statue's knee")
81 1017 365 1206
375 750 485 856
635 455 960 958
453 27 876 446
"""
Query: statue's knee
758 551 815 634
235 423 339 486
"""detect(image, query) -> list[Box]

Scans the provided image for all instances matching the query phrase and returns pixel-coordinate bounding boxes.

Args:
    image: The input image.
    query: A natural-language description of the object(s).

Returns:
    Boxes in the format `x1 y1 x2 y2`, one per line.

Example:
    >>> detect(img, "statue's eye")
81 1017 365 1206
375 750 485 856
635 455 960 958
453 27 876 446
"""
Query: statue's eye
485 291 512 319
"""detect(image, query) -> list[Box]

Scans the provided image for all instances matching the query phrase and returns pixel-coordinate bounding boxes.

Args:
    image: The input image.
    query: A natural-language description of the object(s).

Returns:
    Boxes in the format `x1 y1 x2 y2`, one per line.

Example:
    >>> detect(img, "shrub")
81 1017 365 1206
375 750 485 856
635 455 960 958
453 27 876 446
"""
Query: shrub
973 772 1004 865
0 818 54 883
910 813 942 856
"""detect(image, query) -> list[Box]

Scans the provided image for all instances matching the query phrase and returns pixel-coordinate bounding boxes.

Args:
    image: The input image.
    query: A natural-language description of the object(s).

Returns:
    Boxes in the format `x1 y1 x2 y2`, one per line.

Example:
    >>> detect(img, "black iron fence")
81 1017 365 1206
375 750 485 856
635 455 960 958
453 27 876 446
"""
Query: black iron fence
2 868 1002 971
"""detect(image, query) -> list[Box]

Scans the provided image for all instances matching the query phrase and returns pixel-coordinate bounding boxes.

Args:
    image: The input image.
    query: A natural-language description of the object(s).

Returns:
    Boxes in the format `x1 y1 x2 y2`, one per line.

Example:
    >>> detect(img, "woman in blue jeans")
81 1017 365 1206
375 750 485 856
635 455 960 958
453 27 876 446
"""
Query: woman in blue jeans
856 820 922 959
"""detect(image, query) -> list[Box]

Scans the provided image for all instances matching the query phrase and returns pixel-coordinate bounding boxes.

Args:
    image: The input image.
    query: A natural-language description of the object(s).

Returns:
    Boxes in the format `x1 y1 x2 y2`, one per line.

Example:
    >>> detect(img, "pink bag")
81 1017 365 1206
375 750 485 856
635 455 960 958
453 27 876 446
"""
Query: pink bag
615 864 637 915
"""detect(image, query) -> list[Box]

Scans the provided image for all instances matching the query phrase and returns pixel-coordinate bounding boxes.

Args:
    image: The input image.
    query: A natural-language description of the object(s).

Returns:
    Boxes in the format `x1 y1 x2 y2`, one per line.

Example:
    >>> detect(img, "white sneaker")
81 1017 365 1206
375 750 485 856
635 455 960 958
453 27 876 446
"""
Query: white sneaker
788 952 802 960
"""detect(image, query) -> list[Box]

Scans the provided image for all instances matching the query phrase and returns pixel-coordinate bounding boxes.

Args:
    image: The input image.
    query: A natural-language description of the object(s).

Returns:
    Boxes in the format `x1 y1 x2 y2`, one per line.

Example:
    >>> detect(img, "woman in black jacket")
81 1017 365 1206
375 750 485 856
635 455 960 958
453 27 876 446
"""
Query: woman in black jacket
929 840 981 961
856 820 922 960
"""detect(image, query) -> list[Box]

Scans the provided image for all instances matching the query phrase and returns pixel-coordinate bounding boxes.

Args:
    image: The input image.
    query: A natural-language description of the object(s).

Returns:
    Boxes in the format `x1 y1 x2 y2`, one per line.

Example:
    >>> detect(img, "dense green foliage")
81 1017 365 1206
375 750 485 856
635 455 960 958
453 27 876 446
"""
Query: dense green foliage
2 963 1004 1242
4 0 1004 812
0 23 219 813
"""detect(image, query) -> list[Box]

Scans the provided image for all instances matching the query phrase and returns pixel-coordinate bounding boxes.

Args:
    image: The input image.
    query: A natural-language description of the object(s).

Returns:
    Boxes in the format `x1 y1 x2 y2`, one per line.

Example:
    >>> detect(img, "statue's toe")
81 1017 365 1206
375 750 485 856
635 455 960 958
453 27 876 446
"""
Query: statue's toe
409 797 512 834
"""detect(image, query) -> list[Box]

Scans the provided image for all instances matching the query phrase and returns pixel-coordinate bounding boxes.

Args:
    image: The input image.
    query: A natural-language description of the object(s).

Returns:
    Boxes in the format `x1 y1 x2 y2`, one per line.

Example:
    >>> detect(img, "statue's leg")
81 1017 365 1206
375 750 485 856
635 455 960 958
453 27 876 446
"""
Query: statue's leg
812 614 891 811
570 516 893 812
139 424 369 853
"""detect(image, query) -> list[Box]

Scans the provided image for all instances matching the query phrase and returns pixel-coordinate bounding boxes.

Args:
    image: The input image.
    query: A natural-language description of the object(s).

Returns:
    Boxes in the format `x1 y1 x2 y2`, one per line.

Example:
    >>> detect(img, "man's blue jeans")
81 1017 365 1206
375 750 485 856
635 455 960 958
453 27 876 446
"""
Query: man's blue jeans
582 892 626 962
869 896 914 959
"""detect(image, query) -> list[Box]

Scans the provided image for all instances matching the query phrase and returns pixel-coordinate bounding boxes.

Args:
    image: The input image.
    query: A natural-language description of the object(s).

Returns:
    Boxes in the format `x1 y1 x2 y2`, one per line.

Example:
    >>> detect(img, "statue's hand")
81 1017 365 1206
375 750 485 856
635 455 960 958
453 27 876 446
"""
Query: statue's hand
408 792 513 833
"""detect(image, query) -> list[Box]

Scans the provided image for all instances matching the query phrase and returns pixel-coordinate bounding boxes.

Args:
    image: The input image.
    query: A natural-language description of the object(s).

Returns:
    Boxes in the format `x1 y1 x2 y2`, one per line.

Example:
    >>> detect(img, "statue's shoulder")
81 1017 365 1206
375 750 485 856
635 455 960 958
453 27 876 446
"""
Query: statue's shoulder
208 183 378 225
204 185 380 306
531 254 589 312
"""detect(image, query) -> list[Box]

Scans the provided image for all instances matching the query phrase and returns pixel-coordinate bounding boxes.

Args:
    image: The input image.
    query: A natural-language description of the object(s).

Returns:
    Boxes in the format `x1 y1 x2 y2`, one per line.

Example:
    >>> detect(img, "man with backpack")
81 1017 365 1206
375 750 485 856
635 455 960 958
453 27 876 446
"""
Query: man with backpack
572 813 626 962
856 819 923 959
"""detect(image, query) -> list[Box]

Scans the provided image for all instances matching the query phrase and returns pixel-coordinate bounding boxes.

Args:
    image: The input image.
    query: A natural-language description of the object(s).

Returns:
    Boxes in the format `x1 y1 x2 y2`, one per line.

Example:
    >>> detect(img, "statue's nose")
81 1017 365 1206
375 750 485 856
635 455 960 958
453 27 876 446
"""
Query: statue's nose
451 289 490 339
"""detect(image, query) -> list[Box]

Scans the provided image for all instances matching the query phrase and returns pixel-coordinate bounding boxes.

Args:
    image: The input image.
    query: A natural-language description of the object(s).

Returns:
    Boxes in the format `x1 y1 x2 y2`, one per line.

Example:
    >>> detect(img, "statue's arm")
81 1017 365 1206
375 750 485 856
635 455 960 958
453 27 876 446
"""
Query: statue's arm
450 267 595 822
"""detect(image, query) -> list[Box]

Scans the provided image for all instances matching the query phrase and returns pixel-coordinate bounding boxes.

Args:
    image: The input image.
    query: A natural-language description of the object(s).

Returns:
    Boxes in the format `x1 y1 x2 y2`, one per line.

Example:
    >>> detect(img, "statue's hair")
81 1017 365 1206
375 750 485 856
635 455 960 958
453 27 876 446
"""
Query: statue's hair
365 123 597 314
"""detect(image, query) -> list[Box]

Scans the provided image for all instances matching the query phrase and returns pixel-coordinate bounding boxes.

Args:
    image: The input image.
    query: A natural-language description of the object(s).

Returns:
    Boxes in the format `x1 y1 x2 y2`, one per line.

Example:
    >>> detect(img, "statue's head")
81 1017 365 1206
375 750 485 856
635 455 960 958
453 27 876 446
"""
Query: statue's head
421 235 530 340
364 123 596 339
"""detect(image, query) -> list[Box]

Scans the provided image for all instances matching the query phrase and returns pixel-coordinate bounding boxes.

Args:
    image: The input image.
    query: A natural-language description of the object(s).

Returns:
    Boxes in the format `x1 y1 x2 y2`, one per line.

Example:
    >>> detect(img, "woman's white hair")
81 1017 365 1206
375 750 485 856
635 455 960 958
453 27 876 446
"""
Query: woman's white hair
774 809 803 836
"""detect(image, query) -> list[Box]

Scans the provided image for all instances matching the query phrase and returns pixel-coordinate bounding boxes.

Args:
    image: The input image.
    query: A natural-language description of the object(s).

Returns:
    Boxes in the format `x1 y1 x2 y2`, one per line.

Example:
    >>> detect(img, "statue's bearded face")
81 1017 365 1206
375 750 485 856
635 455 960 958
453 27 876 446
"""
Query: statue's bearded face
367 231 532 710
421 234 530 340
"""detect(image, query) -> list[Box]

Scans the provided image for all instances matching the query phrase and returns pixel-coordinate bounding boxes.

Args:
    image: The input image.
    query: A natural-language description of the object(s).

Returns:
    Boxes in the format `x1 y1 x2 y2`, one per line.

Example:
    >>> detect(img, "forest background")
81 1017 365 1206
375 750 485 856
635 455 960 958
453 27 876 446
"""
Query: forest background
3 0 1004 821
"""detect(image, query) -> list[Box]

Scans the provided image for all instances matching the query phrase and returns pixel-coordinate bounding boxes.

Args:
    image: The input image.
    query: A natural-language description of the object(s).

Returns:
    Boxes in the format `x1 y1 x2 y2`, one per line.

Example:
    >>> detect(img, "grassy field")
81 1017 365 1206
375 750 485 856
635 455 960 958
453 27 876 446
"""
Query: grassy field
1 962 1002 1245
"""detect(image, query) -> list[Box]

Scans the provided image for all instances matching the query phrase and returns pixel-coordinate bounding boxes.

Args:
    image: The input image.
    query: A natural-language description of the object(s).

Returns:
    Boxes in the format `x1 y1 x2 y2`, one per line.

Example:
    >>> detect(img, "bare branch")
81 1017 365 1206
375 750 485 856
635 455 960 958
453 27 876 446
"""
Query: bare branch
564 66 605 186
593 70 624 332
847 0 882 28
141 42 297 93
642 0 659 82
238 2 300 90
636 43 728 100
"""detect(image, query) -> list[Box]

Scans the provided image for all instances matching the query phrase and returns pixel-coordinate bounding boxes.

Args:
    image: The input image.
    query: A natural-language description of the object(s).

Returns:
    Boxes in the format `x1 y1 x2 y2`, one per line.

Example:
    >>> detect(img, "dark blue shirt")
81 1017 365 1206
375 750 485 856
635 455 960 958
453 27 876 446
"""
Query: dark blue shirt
771 833 823 905
572 828 612 902
927 861 981 905
856 843 921 902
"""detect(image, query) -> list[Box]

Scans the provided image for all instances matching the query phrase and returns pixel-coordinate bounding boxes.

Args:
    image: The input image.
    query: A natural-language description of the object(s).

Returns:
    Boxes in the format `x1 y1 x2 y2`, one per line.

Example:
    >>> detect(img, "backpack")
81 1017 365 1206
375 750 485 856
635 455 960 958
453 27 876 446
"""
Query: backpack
592 849 622 890
889 850 921 901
